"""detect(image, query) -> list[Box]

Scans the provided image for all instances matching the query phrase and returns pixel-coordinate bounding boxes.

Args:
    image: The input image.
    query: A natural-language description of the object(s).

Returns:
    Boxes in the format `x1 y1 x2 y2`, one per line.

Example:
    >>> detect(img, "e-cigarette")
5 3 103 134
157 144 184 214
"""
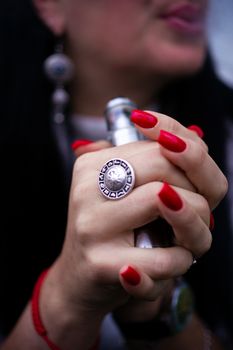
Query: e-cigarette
104 97 174 248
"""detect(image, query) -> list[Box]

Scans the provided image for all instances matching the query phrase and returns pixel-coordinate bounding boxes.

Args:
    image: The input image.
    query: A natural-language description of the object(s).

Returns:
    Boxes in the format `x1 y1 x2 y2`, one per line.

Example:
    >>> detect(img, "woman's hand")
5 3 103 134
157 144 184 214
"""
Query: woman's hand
37 111 227 349
64 110 227 307
60 141 198 307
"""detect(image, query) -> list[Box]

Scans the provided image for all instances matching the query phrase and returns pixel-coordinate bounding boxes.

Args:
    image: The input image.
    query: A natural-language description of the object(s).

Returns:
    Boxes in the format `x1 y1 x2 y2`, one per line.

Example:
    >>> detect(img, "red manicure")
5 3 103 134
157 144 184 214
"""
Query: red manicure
71 139 93 151
187 125 204 139
131 110 158 128
120 266 141 286
158 130 186 152
209 213 215 231
158 182 183 211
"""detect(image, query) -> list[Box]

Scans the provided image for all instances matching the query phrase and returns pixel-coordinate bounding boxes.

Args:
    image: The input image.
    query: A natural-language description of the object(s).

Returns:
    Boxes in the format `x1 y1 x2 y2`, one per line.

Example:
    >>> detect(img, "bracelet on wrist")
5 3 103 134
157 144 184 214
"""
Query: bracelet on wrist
31 268 99 350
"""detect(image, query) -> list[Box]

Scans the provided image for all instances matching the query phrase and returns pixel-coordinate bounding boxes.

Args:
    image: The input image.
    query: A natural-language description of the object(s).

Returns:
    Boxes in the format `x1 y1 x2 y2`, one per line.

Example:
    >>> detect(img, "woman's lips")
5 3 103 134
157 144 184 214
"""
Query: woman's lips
160 3 206 35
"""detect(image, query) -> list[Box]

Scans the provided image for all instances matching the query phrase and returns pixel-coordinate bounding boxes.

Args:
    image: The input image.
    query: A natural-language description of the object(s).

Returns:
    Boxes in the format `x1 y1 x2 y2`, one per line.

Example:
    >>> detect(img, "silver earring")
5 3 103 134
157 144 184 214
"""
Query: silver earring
44 42 74 124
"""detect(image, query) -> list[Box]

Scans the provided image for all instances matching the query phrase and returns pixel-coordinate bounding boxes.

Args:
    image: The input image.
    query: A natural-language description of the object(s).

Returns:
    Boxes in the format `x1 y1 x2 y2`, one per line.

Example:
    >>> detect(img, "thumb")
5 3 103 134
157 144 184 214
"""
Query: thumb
71 139 112 157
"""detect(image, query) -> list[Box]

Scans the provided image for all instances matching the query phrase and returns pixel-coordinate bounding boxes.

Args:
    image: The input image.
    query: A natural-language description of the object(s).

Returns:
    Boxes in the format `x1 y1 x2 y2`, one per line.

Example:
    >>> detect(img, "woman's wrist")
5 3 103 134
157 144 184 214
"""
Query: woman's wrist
33 264 104 350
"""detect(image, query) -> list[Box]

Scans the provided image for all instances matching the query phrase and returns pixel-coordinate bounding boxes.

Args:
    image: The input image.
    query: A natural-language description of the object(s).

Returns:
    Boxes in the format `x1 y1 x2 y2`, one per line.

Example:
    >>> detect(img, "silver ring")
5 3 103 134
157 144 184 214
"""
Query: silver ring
98 158 135 200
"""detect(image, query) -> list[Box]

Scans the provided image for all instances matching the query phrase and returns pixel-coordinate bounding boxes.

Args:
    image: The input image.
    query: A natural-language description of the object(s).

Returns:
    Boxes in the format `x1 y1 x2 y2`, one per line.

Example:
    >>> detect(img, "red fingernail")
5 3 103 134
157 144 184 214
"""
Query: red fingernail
131 110 158 128
71 139 93 151
158 130 186 152
187 125 204 139
209 213 215 231
158 182 183 211
120 266 141 286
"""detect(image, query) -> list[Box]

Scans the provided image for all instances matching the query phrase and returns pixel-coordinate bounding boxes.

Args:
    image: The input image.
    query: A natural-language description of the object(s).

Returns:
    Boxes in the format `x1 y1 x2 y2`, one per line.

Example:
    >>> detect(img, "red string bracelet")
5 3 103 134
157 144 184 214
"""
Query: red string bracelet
31 269 100 350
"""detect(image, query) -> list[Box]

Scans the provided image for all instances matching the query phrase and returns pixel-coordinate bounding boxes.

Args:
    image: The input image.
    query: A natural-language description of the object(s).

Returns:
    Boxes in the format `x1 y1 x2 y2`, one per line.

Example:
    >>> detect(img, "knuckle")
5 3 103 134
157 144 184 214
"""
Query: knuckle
189 143 207 171
198 195 210 219
75 215 92 246
73 156 83 174
205 232 213 251
75 204 107 242
218 174 228 199
76 180 90 200
75 208 100 241
84 249 117 284
74 152 94 174
71 181 90 207
162 115 181 134
200 139 209 152
197 228 212 256
82 249 102 279
210 173 228 209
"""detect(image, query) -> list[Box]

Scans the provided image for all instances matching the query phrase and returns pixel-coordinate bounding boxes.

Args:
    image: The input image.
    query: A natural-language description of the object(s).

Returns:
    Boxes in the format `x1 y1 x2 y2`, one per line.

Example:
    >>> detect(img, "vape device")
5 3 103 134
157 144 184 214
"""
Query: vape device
104 97 174 248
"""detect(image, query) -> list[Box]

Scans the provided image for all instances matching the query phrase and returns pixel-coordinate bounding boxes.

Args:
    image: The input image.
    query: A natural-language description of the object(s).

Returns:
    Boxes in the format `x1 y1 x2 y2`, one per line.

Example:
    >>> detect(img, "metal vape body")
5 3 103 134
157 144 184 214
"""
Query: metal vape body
104 97 141 146
104 97 173 248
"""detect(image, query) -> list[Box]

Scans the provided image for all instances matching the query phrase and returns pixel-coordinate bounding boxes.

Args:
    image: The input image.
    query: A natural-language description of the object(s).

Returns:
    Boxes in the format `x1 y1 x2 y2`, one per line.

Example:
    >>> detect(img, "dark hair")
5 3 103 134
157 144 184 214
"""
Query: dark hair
0 0 55 143
0 0 68 334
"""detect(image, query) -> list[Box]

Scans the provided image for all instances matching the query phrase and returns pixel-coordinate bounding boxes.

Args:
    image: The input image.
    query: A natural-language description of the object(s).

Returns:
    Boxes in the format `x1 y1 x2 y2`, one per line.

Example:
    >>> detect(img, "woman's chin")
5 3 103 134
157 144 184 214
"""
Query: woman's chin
154 46 207 78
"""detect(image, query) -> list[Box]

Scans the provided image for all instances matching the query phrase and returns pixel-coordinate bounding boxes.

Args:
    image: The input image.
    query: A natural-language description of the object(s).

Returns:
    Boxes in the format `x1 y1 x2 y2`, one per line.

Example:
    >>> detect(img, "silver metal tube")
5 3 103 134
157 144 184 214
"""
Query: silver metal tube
104 97 174 249
104 97 154 248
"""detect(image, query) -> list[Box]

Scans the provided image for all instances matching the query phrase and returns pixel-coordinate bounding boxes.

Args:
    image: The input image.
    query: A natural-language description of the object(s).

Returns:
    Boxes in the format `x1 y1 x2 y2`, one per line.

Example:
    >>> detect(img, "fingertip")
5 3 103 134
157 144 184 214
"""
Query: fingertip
158 182 183 211
120 265 141 286
209 212 215 231
187 125 204 139
71 139 93 151
131 110 158 129
158 130 187 153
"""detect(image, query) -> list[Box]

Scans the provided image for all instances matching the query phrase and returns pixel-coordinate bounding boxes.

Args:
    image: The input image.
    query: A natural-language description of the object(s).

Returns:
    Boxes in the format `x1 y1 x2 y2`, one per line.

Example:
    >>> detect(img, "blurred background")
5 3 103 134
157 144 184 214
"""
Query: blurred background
207 0 233 88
